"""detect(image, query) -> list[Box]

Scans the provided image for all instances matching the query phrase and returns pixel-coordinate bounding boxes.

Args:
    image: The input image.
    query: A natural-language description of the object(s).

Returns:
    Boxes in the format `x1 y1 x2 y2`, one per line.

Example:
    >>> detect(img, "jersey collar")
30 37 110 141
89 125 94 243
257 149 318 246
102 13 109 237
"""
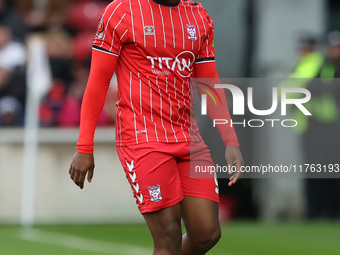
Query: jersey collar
152 0 181 7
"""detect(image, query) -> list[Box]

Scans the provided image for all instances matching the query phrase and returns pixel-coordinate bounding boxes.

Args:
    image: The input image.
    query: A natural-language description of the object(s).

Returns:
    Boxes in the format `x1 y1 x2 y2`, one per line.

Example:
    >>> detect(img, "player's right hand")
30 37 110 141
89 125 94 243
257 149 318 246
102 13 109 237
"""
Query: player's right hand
69 152 95 189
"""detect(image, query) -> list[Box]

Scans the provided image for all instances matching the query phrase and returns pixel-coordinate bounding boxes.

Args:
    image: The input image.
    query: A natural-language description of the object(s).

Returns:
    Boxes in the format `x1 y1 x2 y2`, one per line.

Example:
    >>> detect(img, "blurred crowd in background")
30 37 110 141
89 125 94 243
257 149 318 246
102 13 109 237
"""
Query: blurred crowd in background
0 0 117 127
288 32 340 220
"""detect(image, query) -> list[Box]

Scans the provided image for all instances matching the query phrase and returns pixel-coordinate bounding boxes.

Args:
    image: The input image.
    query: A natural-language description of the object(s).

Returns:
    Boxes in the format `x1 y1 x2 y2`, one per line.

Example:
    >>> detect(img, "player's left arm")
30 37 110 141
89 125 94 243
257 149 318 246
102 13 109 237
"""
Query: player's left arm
194 61 244 186
194 7 243 186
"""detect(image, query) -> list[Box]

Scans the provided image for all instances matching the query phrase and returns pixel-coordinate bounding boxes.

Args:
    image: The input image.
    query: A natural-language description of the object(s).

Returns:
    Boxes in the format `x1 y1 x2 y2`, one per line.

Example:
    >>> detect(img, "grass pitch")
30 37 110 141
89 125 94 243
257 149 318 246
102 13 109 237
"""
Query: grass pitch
0 222 339 255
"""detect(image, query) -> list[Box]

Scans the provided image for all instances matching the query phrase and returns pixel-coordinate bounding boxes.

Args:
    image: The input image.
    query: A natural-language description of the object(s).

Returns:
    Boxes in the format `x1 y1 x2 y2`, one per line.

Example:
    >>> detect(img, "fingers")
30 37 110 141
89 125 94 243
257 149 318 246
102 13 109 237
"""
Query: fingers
69 166 89 189
77 172 86 189
226 157 233 175
228 158 244 187
228 178 235 186
225 153 234 175
70 165 76 180
73 169 80 184
228 171 241 186
70 166 80 188
225 146 243 175
69 152 95 189
87 168 94 183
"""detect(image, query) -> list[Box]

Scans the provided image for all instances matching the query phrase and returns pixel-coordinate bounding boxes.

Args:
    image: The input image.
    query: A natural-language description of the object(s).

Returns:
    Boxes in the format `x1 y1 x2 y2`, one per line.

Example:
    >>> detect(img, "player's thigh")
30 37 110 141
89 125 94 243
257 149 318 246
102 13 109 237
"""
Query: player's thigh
177 155 220 239
143 203 182 247
117 145 184 214
181 196 220 241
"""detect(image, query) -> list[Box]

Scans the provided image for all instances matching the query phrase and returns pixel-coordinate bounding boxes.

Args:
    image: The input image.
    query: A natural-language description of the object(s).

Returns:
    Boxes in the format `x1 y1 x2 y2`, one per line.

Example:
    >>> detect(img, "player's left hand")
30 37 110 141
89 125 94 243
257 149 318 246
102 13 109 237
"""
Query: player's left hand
225 146 244 186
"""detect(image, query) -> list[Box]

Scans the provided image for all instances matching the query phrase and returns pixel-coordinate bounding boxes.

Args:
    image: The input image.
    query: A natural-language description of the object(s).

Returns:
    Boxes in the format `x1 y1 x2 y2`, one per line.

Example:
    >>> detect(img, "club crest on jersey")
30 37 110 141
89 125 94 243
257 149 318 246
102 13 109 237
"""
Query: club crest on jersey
148 185 162 202
96 18 105 39
186 25 197 41
144 26 155 35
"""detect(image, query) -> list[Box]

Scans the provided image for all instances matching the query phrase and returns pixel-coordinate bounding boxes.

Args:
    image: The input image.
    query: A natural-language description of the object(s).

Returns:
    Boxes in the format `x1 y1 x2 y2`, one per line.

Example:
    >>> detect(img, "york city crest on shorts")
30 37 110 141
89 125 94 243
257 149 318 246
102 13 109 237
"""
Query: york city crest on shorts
186 25 197 41
148 185 163 202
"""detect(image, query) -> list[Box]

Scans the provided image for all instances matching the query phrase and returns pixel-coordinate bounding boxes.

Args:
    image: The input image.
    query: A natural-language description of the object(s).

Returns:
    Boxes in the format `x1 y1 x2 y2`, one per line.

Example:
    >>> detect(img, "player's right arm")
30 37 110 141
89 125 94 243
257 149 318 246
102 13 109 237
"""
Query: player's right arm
69 50 118 189
69 1 126 189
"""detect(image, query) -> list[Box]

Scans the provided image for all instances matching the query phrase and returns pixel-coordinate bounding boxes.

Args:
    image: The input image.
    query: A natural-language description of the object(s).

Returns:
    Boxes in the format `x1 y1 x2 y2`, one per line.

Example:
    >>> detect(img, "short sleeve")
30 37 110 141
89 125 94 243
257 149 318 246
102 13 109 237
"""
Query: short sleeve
196 10 215 64
92 1 127 57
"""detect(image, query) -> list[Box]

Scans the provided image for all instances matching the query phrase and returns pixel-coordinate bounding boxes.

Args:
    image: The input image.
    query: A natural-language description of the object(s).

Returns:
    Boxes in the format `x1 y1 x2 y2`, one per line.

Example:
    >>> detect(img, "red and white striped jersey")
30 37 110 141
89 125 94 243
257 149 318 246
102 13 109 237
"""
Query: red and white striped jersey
93 0 215 146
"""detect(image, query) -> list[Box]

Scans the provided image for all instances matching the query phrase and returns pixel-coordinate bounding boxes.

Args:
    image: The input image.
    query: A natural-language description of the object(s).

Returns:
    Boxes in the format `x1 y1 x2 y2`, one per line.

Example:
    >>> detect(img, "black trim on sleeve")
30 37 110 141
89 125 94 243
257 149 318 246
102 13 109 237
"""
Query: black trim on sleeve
92 45 119 57
196 57 215 63
152 0 180 7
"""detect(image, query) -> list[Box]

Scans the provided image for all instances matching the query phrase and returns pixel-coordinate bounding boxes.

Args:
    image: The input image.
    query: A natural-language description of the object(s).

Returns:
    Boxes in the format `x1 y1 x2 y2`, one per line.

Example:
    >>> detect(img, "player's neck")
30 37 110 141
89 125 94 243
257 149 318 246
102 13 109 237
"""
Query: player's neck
152 0 181 7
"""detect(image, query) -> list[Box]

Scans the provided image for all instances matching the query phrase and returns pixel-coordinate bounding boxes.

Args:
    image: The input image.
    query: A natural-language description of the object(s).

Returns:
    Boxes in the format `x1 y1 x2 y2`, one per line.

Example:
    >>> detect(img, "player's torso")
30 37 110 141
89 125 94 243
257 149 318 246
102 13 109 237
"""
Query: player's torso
118 0 207 80
113 0 207 145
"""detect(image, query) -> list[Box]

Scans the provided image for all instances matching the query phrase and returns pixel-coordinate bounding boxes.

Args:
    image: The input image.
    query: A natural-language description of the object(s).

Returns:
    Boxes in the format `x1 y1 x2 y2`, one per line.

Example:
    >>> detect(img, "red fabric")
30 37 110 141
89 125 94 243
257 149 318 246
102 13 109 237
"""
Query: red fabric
116 141 219 213
194 62 239 147
77 0 238 153
92 0 216 146
77 49 117 153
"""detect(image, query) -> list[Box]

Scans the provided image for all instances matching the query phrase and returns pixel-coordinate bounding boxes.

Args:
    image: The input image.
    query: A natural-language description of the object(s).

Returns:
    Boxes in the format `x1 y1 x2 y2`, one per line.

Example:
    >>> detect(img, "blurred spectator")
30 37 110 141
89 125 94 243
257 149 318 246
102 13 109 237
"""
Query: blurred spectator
282 33 340 219
0 95 23 126
325 31 340 72
45 0 72 28
304 31 340 219
57 65 116 127
0 0 28 41
45 27 73 89
67 0 105 33
57 62 88 127
72 31 94 63
57 84 81 127
290 34 324 79
0 23 26 126
13 0 45 31
0 24 26 71
39 80 66 126
0 65 25 106
67 0 107 63
0 0 116 128
39 27 73 127
0 66 8 87
284 34 324 134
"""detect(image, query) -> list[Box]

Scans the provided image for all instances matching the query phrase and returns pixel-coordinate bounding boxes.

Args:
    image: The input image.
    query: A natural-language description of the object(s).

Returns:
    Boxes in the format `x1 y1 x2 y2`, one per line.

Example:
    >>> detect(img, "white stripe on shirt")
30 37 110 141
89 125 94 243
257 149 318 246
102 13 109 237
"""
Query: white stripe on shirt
130 71 138 144
158 5 166 48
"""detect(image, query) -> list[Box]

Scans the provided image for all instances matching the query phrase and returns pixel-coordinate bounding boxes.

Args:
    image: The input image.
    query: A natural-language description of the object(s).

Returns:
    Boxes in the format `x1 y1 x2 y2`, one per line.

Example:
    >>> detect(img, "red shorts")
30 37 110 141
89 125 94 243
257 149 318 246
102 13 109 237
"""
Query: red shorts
116 141 219 213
